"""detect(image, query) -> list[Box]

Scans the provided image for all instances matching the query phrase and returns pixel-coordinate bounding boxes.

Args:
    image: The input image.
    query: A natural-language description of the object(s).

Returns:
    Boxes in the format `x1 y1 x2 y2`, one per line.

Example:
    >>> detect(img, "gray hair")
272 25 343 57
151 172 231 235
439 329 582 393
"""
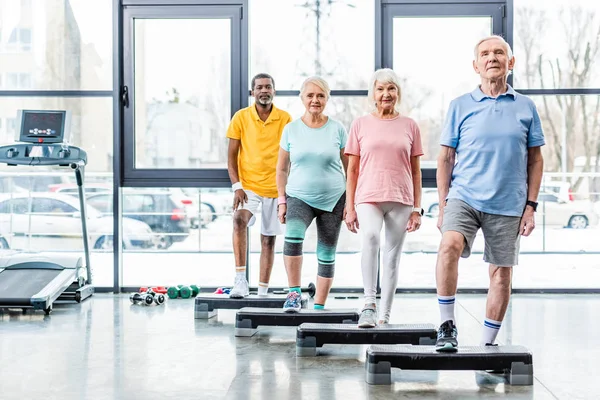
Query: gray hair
299 76 331 99
474 35 513 59
367 68 402 112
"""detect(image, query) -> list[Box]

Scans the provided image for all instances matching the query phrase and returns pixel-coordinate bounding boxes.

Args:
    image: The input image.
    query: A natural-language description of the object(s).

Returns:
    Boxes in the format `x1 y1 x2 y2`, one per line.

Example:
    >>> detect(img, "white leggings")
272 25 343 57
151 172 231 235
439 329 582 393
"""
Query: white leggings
356 202 412 322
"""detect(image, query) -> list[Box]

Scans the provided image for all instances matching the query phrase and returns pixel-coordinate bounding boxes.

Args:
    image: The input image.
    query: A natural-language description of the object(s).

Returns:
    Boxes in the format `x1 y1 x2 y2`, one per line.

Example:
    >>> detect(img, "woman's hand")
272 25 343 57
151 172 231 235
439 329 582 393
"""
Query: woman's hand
406 212 421 232
345 207 359 233
278 204 287 224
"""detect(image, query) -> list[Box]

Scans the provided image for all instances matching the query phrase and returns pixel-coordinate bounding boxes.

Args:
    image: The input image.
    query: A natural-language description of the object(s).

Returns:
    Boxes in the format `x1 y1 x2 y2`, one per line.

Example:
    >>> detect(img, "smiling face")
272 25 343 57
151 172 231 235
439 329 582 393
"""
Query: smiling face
374 80 399 112
473 38 515 80
251 78 275 107
301 82 328 115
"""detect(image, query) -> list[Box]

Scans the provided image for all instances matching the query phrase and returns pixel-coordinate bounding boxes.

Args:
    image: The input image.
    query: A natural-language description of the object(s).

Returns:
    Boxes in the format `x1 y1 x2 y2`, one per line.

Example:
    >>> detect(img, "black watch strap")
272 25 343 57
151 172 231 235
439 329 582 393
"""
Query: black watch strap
526 200 538 211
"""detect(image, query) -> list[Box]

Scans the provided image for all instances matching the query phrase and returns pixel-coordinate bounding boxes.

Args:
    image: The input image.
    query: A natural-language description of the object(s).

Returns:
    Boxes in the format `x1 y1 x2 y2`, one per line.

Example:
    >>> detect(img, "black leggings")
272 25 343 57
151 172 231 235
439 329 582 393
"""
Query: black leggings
283 193 345 278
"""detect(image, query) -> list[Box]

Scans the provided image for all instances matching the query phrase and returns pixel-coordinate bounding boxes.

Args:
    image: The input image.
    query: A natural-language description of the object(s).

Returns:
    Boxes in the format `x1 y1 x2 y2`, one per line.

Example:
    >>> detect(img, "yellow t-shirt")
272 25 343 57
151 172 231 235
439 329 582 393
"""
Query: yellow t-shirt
226 104 292 198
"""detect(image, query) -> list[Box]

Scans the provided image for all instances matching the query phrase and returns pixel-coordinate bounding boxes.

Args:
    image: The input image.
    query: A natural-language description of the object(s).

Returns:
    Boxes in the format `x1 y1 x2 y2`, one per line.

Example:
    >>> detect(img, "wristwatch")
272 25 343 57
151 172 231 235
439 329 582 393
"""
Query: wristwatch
412 207 424 216
526 200 538 212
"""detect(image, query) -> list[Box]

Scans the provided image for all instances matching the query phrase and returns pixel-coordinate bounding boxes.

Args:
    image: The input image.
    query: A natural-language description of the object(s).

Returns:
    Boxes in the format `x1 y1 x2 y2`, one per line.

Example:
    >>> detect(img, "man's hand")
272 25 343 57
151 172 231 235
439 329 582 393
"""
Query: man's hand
520 207 536 236
233 189 247 211
406 212 421 232
278 204 287 224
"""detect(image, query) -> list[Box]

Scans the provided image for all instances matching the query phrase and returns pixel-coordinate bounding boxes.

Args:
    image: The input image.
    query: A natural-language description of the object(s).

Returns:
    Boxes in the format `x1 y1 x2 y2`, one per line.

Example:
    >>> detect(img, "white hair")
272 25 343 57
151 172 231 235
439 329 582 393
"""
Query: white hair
300 76 330 99
367 68 402 112
474 35 513 59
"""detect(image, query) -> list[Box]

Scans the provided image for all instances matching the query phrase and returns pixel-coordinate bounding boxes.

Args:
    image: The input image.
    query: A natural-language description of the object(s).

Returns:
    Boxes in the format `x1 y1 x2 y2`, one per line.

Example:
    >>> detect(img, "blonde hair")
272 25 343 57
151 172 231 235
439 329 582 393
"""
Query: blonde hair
474 35 513 59
300 76 331 99
367 68 402 112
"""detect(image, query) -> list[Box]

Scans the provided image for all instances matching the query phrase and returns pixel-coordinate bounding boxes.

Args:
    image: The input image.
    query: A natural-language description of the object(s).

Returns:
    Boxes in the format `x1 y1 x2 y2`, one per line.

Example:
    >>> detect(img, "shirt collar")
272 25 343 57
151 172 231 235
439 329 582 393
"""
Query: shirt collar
471 84 516 101
251 103 280 122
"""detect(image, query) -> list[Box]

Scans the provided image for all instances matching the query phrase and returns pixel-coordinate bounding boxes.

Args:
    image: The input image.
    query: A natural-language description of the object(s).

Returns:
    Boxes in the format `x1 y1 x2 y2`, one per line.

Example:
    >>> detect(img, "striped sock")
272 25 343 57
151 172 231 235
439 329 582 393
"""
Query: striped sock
235 266 246 279
438 295 456 324
257 282 268 295
481 318 502 345
314 304 324 310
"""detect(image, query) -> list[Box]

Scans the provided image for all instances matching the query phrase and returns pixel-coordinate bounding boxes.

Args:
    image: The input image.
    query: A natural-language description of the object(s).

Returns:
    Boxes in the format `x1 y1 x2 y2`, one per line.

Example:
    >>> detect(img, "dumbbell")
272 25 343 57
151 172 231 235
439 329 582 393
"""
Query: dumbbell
167 285 200 299
140 286 167 294
130 292 155 306
274 282 316 298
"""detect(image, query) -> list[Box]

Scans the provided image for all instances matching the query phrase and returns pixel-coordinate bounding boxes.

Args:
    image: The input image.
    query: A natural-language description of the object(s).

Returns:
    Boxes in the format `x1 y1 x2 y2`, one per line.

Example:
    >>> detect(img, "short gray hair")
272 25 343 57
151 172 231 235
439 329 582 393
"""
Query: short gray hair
367 68 402 112
474 35 513 59
300 76 331 99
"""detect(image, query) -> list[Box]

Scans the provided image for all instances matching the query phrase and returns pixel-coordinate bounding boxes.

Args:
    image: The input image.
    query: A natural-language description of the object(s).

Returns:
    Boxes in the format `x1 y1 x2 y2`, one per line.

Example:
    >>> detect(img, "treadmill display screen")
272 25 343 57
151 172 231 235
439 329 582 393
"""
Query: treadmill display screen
19 111 66 144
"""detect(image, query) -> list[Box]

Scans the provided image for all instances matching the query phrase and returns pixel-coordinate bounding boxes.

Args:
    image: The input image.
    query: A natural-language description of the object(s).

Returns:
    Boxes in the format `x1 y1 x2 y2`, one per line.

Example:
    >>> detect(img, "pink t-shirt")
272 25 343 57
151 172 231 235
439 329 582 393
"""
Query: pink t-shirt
345 114 423 206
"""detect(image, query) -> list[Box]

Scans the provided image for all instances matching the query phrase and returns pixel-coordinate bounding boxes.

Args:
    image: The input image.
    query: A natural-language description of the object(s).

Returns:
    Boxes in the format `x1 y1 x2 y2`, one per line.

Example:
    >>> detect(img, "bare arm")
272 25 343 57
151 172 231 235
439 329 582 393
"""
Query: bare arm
227 139 241 184
437 146 456 210
526 146 544 205
340 148 349 176
345 155 360 209
410 155 422 208
276 147 290 198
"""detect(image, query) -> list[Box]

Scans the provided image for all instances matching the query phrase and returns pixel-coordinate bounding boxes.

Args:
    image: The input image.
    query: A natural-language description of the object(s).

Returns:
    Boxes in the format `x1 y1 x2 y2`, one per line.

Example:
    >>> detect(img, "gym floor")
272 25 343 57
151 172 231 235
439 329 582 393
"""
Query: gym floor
0 293 597 400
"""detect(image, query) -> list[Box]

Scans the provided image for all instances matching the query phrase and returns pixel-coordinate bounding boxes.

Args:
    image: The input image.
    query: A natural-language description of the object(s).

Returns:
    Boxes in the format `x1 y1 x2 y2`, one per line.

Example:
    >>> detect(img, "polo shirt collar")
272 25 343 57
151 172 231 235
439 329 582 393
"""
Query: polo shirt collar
471 84 516 101
251 103 281 123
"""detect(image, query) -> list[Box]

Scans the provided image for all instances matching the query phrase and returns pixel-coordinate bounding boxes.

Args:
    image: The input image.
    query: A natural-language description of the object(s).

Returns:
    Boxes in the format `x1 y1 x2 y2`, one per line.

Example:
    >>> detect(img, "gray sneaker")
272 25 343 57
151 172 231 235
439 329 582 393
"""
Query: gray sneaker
229 276 249 298
358 305 377 328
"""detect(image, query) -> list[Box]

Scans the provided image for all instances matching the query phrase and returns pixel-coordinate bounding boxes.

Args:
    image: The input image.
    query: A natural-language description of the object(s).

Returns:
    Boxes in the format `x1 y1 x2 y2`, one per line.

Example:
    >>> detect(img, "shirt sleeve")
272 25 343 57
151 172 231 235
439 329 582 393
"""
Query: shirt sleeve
280 124 291 151
439 100 459 148
527 101 546 148
344 119 360 156
411 120 424 157
338 123 348 149
225 111 242 140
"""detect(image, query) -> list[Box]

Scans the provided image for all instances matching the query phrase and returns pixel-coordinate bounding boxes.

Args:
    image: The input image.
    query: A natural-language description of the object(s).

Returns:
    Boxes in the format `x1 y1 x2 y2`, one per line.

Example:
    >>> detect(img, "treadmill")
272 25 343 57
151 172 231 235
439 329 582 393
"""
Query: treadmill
0 109 94 314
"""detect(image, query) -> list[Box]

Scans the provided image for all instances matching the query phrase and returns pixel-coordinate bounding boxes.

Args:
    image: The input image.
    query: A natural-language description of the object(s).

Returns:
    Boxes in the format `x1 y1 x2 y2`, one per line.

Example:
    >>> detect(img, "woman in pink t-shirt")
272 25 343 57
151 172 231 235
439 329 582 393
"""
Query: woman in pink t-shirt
344 68 424 327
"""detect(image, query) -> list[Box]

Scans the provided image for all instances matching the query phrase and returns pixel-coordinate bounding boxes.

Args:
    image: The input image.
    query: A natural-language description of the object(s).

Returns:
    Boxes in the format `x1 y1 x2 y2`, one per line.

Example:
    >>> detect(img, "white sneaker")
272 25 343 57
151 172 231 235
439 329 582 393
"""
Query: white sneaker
229 276 249 298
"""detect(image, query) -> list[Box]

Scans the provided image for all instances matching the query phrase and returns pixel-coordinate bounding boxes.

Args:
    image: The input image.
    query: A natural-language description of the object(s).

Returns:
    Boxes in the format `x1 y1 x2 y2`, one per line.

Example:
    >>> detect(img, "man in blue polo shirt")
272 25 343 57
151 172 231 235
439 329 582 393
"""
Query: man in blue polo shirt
434 35 545 352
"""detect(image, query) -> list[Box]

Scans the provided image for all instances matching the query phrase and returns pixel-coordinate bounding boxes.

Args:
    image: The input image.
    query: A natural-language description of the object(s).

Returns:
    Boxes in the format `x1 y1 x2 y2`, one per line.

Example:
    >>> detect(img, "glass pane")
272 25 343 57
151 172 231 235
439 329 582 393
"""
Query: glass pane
250 0 374 90
0 0 113 90
393 17 492 163
134 19 231 169
514 0 600 89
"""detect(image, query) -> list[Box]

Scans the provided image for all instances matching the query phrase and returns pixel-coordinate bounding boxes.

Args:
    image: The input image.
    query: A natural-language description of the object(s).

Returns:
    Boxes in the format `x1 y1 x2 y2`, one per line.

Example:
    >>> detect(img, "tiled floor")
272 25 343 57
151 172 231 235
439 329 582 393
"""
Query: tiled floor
0 293 598 399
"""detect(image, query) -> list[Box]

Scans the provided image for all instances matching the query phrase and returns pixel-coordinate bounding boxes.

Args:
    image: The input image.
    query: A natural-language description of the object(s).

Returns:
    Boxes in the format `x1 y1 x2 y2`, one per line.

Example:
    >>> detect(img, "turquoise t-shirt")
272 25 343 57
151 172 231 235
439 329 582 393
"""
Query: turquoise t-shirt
280 118 347 211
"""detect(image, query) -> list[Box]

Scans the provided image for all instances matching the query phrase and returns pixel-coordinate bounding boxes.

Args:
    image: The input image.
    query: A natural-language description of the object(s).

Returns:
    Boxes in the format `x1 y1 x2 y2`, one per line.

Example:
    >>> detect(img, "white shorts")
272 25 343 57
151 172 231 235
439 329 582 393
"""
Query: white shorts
238 190 283 236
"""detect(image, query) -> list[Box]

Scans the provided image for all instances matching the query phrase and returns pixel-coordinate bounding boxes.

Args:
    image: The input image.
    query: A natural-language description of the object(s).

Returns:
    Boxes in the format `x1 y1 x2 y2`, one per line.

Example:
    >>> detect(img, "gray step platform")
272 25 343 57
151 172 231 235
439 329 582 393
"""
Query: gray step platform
194 293 308 319
296 323 438 357
235 307 359 337
366 345 533 385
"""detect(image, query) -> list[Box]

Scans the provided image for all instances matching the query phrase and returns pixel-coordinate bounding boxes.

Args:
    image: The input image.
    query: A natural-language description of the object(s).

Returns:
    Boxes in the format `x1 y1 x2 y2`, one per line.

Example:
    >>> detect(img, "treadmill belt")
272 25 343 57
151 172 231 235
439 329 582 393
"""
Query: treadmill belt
0 269 63 305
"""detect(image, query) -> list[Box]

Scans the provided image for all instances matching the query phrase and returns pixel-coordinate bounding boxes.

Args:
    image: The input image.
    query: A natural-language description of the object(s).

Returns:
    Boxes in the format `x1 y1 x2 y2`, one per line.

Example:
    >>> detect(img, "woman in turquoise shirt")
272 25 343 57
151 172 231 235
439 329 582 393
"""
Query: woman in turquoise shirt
275 76 348 312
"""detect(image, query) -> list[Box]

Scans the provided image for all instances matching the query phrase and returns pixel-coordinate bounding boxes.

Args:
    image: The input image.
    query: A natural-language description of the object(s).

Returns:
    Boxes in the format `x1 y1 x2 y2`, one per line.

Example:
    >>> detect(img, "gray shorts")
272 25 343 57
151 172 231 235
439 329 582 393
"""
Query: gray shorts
441 199 521 266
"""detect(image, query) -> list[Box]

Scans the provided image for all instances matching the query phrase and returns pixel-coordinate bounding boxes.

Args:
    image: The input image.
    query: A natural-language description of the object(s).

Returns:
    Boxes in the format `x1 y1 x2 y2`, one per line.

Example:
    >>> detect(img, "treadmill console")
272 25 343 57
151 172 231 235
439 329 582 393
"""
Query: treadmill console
0 109 85 167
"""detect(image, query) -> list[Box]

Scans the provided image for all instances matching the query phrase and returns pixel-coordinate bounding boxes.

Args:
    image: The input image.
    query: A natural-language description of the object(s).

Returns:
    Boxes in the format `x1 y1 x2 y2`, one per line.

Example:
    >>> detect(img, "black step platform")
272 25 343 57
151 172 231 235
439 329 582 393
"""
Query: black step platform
194 293 308 319
365 345 533 385
296 323 437 357
235 307 359 337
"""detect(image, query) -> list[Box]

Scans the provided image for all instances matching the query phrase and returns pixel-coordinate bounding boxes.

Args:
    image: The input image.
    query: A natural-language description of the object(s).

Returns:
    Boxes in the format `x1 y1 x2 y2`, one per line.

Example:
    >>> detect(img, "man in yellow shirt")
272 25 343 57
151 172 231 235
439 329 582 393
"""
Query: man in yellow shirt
227 73 292 298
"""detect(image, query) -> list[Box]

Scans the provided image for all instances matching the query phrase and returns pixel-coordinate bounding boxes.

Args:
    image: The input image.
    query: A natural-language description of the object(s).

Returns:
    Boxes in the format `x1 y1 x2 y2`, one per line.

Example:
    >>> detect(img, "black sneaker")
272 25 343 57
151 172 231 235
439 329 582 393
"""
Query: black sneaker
436 320 458 352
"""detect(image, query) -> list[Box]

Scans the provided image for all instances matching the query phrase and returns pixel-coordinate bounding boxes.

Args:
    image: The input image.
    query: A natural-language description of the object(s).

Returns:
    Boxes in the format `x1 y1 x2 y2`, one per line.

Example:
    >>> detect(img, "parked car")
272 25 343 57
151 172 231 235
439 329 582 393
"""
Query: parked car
86 189 191 249
0 193 155 251
537 192 598 228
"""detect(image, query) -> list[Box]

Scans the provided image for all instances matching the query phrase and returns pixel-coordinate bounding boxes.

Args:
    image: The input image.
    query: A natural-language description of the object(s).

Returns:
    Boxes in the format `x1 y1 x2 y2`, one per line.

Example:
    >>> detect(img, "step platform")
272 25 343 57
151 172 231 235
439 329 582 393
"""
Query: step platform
365 345 533 385
296 323 437 357
235 307 359 337
194 293 308 319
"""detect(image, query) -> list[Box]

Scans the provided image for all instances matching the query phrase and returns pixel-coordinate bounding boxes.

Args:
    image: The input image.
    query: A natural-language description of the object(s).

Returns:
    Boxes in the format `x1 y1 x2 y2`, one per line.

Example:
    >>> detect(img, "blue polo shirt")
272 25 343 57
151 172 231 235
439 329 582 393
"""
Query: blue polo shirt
440 85 545 217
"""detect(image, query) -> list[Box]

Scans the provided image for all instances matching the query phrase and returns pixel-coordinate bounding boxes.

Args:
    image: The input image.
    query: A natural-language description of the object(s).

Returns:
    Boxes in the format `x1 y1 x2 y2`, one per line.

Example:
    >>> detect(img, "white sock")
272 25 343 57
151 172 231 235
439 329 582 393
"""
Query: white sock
235 266 246 279
481 318 502 345
257 282 268 295
438 295 456 324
